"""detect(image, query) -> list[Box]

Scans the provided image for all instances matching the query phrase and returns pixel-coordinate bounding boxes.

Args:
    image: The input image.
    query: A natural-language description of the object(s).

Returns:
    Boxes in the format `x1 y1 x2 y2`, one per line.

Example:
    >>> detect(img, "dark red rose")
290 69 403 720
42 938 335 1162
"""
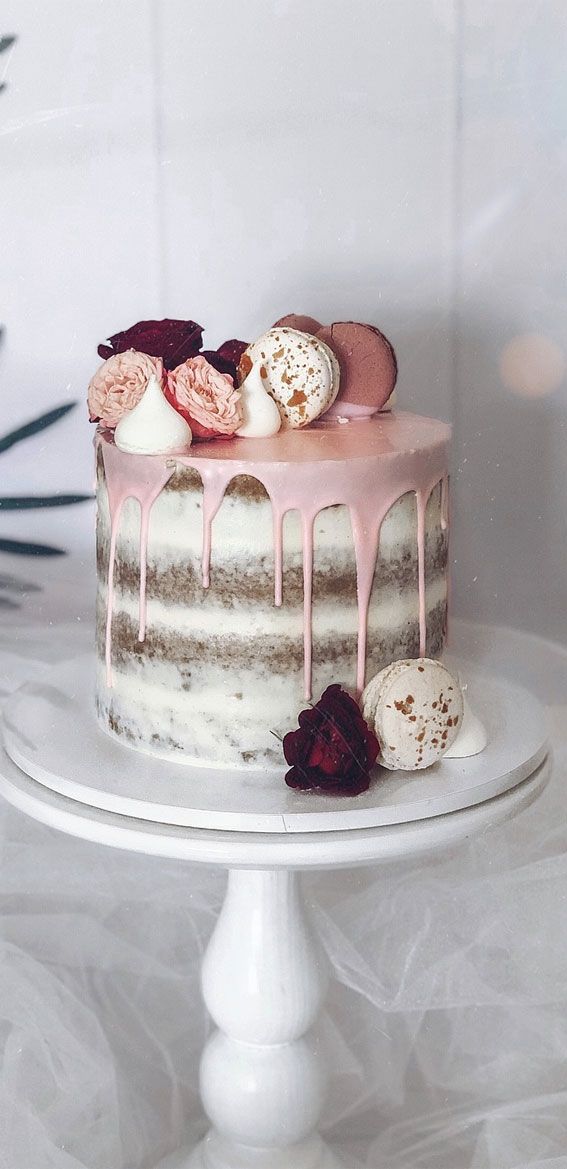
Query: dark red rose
202 339 249 383
201 349 237 381
97 319 203 370
283 685 380 796
217 338 249 365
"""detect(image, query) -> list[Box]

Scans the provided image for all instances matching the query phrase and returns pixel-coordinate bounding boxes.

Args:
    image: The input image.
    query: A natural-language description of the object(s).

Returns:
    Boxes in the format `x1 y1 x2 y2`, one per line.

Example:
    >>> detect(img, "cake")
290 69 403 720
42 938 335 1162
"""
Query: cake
90 316 450 772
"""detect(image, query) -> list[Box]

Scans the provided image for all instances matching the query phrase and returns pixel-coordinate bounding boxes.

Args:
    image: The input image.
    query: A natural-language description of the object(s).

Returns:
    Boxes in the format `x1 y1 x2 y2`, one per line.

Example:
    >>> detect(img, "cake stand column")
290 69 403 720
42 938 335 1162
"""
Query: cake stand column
187 867 342 1169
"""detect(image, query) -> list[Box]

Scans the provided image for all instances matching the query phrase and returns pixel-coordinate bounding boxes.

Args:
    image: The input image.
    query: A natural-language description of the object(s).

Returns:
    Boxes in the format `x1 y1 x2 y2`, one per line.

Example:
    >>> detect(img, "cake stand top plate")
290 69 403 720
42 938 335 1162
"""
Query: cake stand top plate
0 742 550 869
1 654 548 835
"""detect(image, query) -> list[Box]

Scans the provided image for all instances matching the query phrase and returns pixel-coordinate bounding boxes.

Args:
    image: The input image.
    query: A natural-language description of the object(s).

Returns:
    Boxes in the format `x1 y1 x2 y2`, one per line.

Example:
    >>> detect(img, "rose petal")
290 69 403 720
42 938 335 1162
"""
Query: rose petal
98 319 204 370
217 339 249 365
201 349 238 381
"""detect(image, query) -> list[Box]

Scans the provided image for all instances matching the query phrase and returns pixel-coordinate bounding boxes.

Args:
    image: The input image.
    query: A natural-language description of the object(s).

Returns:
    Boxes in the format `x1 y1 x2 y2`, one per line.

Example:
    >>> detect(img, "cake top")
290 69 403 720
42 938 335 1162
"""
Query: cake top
97 409 449 466
88 313 401 456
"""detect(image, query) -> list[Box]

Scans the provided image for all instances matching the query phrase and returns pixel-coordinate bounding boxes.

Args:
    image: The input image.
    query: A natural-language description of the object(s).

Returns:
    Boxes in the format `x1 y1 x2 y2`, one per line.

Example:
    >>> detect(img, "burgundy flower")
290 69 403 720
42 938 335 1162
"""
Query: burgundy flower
283 685 380 796
201 350 237 381
97 319 203 370
217 338 249 366
202 339 249 384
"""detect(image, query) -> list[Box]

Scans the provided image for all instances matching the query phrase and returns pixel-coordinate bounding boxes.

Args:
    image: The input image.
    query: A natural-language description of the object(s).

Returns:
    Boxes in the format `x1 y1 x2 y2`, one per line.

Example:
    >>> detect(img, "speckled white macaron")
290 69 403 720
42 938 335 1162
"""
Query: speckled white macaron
362 658 464 771
242 327 340 428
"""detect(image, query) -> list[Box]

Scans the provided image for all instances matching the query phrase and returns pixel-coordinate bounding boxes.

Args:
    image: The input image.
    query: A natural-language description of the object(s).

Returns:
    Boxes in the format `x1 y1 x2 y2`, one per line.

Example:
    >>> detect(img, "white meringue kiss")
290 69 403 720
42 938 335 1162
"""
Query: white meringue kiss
114 375 192 455
236 362 282 439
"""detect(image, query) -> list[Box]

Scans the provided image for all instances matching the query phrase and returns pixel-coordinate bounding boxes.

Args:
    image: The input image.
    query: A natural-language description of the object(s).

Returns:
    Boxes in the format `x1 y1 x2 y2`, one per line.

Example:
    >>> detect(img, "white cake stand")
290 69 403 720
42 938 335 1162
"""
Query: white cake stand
0 655 550 1169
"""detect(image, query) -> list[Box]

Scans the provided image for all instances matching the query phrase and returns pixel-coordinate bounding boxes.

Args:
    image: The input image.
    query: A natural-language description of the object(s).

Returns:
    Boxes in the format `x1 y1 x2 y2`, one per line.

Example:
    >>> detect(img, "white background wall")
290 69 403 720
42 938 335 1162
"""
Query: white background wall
1 0 566 640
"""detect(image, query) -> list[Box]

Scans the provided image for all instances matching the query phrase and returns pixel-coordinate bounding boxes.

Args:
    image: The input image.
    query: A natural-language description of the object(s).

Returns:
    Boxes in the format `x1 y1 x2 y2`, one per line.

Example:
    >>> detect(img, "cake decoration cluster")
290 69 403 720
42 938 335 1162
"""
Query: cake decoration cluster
280 659 486 797
89 320 246 450
88 312 398 452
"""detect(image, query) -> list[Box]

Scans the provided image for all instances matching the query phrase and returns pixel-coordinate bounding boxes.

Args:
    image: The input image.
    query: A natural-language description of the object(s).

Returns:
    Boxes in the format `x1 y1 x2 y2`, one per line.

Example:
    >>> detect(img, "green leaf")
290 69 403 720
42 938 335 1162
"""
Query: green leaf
0 494 92 510
0 403 78 455
0 537 66 557
0 596 20 610
0 572 40 591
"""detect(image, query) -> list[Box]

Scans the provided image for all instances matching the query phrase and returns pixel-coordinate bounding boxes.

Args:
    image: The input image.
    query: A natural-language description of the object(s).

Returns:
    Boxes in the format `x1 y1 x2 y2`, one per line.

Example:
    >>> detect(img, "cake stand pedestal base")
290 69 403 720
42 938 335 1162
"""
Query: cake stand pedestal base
181 868 337 1168
186 1131 341 1169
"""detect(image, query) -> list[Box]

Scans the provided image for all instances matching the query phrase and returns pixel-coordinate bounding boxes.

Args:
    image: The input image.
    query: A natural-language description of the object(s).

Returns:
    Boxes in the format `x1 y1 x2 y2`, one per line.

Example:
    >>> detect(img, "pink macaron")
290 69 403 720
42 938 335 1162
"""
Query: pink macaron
273 313 323 335
316 321 397 418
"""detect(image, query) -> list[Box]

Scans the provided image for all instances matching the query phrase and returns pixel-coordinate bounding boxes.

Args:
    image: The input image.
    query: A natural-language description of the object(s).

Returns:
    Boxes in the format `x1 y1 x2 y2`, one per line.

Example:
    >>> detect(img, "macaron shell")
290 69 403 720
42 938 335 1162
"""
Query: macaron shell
273 313 323 334
317 321 397 415
244 327 339 428
362 658 464 771
360 659 402 719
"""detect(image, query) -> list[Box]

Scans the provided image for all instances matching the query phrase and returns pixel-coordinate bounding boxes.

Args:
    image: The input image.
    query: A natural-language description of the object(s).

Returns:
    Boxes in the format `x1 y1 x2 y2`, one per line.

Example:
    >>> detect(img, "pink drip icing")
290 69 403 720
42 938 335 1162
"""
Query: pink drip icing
442 474 451 644
416 489 427 657
98 414 450 698
138 503 150 642
104 500 123 687
441 474 449 531
302 514 315 700
273 507 284 607
351 515 383 695
197 465 231 588
100 439 175 686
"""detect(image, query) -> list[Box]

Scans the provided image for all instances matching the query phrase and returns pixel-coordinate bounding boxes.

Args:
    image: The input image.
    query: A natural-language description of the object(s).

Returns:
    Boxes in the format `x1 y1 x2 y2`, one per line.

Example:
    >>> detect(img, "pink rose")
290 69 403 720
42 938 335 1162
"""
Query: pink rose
88 351 163 428
166 355 242 441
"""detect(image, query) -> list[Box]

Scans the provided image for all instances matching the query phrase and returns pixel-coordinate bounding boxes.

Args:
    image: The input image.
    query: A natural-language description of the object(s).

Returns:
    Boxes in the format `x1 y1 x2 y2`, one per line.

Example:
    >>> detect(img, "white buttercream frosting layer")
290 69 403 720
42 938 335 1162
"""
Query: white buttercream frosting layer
95 460 449 768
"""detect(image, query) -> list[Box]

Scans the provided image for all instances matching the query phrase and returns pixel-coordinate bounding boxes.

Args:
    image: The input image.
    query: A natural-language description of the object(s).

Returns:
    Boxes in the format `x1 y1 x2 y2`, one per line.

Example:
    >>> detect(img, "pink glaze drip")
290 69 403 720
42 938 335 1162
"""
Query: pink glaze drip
272 507 284 607
100 440 175 685
197 465 231 588
98 414 450 697
441 473 451 644
138 503 151 642
104 500 123 687
416 489 428 657
441 474 449 531
302 514 315 699
351 515 383 695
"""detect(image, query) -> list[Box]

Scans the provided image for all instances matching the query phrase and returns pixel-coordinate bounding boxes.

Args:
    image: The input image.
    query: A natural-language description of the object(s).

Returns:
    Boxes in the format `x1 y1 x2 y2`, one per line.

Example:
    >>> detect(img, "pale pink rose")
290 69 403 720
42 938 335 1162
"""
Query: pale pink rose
166 355 242 441
88 350 163 428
